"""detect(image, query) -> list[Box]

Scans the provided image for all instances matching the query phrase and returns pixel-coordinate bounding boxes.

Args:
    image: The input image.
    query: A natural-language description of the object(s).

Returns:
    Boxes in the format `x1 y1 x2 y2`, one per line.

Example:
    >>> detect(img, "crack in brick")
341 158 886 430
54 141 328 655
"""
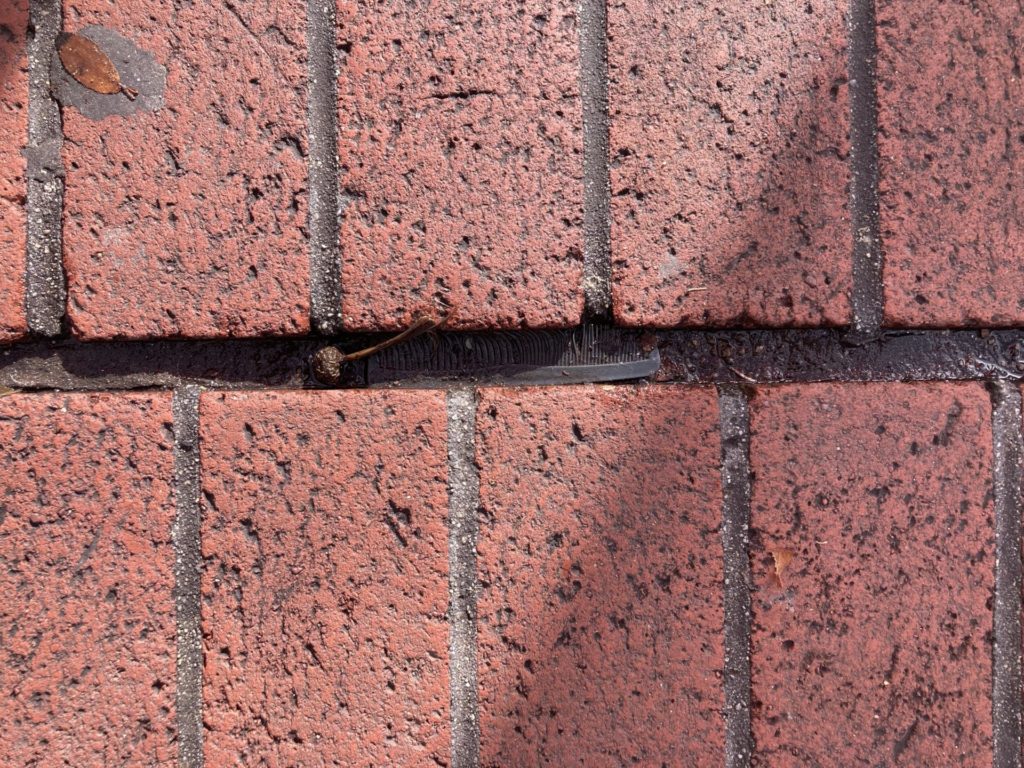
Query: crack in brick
223 1 282 82
428 89 500 101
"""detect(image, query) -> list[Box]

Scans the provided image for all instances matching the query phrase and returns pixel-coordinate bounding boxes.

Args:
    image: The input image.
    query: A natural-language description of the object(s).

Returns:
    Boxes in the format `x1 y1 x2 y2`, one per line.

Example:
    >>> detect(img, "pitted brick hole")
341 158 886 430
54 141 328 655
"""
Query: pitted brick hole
51 26 165 119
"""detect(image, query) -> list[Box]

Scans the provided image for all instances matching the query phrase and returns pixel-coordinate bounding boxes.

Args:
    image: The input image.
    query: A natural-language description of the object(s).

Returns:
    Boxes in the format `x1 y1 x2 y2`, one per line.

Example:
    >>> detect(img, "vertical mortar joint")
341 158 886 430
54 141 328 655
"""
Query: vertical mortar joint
447 388 481 767
847 0 883 338
307 0 342 334
26 0 67 337
579 0 612 320
172 386 204 768
990 381 1022 768
718 385 753 768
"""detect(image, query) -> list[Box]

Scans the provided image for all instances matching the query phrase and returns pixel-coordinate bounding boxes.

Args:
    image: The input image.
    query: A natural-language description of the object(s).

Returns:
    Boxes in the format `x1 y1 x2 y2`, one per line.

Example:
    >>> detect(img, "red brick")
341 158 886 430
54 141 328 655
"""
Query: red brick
200 391 450 767
476 386 723 766
749 383 993 765
0 0 28 342
0 393 176 766
62 1 309 339
337 0 583 331
878 3 1024 326
608 1 850 327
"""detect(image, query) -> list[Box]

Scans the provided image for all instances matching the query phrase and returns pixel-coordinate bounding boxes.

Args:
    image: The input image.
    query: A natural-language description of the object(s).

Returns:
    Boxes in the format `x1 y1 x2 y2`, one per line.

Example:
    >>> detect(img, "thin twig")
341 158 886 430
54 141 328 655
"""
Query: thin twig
728 365 757 383
341 314 446 362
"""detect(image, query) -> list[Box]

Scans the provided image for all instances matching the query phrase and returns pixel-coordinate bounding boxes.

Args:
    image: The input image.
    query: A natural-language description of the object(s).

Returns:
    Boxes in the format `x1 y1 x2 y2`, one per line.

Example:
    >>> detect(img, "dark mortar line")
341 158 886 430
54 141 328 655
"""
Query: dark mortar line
579 0 612 320
172 386 204 768
719 386 754 765
655 329 1024 384
0 337 338 391
447 389 481 768
848 0 883 336
7 328 1024 390
990 382 1022 768
718 385 754 768
306 0 343 335
26 0 66 337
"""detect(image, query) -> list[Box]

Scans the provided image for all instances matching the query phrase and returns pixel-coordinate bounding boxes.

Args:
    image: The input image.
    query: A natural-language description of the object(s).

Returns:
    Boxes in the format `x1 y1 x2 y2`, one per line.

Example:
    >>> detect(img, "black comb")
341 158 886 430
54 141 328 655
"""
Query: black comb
366 325 659 387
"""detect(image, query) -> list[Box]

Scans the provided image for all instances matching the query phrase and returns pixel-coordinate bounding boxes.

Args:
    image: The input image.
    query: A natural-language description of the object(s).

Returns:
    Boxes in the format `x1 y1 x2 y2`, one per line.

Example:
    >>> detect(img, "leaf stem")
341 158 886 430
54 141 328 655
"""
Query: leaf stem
340 314 446 362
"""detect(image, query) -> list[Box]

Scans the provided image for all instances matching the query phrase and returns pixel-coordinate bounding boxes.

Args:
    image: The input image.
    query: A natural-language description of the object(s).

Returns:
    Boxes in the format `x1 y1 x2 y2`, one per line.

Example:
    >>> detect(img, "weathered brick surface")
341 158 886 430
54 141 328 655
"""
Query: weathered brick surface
200 391 450 767
878 2 1024 326
0 393 176 766
62 1 309 339
0 0 28 342
476 386 723 766
337 0 583 331
608 0 850 328
749 383 993 765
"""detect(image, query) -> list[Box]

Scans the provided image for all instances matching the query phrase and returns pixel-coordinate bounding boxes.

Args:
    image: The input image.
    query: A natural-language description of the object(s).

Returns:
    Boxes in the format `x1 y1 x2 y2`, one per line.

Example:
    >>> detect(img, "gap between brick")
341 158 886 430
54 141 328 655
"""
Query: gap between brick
306 0 343 334
8 328 1024 391
172 386 204 768
579 0 612 319
848 0 883 336
718 385 753 768
989 381 1022 768
25 0 67 337
447 388 481 767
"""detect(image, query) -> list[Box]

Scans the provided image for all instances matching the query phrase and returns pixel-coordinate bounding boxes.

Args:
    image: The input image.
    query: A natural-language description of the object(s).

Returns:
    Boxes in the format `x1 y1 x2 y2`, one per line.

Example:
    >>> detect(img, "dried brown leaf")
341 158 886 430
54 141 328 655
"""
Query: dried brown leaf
771 548 795 587
0 387 16 398
58 32 137 100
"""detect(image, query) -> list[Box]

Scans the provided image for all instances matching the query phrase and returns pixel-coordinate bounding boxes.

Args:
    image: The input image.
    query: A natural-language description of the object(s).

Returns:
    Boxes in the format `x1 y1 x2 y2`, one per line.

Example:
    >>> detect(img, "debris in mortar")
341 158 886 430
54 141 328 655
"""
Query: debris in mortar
58 32 138 100
311 314 447 386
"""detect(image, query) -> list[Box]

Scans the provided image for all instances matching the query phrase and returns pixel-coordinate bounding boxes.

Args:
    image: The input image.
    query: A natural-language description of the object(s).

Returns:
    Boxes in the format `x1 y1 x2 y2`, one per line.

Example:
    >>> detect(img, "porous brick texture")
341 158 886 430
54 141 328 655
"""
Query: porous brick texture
62 0 309 339
0 379 1012 765
878 1 1024 326
0 0 28 342
475 386 724 766
749 383 994 765
337 0 584 331
0 393 176 766
199 390 450 767
608 0 851 327
5 0 1024 761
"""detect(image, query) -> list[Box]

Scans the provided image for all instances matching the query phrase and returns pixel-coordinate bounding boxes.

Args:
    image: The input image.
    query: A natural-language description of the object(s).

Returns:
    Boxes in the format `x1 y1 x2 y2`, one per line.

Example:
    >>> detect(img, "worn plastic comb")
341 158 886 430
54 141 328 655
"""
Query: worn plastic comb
365 325 660 386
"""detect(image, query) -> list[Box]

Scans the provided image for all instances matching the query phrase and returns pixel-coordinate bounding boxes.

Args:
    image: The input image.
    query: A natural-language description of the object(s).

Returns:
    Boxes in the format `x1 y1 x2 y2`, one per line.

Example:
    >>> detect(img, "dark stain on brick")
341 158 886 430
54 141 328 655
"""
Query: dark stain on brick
931 400 963 447
384 499 413 547
892 717 918 762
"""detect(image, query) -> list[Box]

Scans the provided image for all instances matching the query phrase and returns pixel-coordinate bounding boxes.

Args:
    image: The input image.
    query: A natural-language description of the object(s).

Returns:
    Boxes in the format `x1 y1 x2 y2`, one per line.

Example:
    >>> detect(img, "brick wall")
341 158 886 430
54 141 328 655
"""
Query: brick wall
2 0 1023 766
1 384 1017 765
3 0 1020 339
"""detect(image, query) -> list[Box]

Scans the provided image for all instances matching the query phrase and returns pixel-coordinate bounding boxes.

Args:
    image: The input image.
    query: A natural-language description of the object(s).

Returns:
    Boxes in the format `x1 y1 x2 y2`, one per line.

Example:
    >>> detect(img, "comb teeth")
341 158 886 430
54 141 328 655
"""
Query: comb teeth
367 327 659 386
